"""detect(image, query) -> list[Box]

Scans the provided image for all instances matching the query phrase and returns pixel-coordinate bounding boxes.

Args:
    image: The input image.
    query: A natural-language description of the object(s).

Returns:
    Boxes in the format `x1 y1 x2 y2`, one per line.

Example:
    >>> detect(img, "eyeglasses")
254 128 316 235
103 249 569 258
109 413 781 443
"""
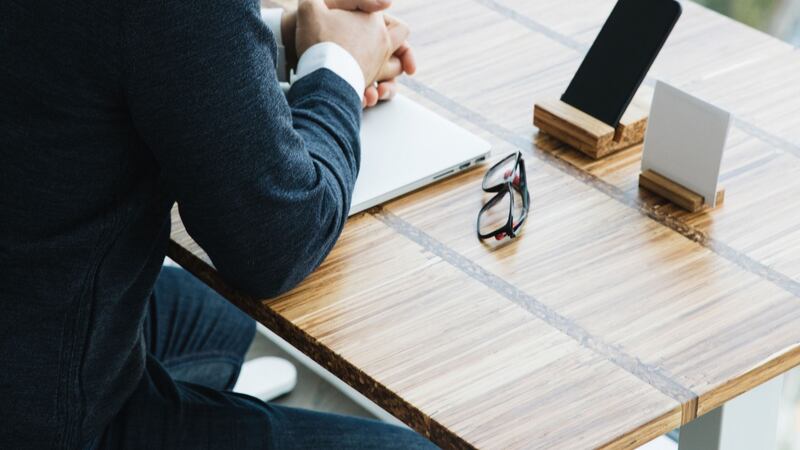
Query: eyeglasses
476 152 530 241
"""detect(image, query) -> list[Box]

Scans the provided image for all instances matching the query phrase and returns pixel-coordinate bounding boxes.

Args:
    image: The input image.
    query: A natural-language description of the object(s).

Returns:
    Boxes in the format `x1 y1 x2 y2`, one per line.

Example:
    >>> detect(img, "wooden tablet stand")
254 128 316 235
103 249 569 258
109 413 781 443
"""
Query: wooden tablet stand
639 169 725 212
533 95 650 159
533 92 725 212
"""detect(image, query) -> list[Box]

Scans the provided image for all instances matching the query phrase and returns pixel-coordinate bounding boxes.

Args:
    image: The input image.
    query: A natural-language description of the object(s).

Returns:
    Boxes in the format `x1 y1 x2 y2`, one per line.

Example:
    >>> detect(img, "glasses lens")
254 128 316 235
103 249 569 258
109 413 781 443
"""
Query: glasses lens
483 154 518 191
478 191 511 236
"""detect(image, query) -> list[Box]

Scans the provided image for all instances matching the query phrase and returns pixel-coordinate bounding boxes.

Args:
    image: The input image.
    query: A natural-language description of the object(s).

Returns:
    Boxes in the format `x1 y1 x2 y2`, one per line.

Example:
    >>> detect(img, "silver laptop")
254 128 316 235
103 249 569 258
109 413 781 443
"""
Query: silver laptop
350 95 491 215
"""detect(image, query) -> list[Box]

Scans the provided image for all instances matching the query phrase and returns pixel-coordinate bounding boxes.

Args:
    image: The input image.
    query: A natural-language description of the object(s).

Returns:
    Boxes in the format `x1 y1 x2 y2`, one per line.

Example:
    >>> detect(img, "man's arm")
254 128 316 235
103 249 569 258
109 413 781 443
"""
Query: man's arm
260 8 291 82
123 0 365 298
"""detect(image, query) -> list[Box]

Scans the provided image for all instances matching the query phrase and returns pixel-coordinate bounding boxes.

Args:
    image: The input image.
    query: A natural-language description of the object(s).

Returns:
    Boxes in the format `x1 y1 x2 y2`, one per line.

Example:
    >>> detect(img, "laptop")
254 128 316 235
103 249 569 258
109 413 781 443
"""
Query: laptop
350 94 491 215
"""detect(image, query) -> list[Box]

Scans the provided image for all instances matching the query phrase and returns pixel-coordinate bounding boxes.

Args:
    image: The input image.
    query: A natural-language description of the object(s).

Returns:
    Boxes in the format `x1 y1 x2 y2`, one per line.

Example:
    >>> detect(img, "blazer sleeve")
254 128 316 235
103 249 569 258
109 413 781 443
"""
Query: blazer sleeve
123 0 362 298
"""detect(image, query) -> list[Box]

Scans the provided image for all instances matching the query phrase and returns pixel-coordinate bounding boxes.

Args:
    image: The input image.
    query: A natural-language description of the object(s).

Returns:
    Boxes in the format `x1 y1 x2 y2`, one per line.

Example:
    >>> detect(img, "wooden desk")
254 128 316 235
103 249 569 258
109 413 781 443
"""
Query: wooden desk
169 1 800 448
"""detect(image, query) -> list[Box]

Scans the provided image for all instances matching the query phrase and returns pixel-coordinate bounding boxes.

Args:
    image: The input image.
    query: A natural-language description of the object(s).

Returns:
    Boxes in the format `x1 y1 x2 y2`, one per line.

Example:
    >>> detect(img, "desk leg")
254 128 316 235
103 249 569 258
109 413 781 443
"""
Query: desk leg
677 376 784 450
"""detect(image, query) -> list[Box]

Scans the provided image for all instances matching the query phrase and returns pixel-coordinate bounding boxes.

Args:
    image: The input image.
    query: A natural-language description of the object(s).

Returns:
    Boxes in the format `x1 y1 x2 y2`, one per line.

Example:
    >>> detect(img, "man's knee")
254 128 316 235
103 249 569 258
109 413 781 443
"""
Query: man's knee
154 266 256 360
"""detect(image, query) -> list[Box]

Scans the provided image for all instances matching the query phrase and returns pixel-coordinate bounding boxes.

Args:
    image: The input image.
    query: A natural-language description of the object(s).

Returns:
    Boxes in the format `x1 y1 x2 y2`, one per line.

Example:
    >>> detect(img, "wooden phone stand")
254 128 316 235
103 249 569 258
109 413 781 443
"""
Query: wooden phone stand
533 95 650 159
639 169 725 212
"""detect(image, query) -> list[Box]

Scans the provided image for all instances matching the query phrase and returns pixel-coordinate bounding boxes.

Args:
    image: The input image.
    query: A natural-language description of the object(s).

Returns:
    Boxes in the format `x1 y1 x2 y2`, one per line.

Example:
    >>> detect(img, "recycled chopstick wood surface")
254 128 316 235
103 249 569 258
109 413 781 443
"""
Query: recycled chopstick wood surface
168 1 800 448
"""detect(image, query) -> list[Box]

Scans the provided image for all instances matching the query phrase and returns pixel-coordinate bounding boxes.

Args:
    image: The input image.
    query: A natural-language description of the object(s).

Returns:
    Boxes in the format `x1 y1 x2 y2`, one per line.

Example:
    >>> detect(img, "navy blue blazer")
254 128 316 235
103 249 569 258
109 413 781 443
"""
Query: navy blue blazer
0 0 361 447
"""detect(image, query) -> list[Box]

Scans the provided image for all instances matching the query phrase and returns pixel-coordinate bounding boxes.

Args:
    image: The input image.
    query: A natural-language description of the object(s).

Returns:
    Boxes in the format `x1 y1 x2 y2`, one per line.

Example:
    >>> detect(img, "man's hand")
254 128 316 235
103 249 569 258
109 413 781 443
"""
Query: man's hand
283 0 415 107
324 0 392 12
321 1 416 107
363 15 416 107
295 0 408 88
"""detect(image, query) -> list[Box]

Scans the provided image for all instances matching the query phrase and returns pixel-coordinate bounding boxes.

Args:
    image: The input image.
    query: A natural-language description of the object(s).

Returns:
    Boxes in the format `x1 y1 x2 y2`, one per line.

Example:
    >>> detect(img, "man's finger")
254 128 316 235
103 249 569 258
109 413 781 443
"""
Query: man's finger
304 0 329 11
377 56 402 81
326 0 391 12
385 15 410 52
363 86 379 108
393 41 416 75
377 80 397 101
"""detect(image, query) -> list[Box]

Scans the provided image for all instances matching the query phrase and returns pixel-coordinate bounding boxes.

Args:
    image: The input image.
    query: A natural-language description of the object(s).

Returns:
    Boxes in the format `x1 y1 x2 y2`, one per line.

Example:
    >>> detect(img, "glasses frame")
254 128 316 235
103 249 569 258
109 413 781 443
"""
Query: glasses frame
476 152 530 241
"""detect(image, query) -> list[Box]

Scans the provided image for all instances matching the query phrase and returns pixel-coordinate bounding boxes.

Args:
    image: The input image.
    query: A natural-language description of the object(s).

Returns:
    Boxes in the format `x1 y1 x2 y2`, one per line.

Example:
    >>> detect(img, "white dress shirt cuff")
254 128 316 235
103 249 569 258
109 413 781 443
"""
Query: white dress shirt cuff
260 8 288 82
293 42 366 102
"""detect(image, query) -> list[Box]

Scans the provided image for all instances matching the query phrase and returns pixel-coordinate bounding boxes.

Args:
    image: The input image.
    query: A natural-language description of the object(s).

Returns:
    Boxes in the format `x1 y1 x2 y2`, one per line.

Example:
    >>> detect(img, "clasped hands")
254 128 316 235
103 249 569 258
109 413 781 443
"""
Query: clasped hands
280 0 416 108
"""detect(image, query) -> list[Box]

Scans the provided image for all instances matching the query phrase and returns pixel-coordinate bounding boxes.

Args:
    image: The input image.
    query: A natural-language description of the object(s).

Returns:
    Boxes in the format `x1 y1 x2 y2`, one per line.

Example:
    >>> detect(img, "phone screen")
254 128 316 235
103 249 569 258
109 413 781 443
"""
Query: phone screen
561 0 681 127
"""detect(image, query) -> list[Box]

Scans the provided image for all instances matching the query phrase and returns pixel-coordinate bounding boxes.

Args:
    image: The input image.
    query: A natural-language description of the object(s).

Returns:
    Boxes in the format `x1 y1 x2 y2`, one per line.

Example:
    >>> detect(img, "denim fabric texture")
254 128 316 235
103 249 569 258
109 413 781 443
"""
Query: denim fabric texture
0 0 381 447
89 267 436 449
144 267 257 392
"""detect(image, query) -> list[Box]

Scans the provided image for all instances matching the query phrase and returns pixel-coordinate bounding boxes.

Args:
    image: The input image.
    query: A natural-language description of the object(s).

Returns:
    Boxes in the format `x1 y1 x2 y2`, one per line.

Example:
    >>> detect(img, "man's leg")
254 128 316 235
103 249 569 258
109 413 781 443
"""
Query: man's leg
262 404 439 449
100 355 437 449
143 265 256 390
97 266 438 449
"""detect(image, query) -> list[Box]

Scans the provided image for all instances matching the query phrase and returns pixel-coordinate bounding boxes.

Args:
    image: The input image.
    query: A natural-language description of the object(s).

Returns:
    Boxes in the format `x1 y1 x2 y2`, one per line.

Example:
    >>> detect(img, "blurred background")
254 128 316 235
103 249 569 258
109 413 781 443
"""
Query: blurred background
695 0 800 44
780 368 800 450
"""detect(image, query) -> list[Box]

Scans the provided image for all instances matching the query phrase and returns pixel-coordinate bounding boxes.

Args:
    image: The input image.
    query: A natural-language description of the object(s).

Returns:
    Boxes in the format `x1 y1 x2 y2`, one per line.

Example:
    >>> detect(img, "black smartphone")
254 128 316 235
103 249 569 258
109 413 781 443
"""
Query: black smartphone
561 0 682 127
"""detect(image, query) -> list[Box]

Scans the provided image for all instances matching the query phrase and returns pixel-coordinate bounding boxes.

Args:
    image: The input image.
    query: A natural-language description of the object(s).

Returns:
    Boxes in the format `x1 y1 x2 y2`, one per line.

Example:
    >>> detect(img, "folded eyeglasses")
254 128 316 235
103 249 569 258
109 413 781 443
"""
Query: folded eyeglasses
476 152 530 241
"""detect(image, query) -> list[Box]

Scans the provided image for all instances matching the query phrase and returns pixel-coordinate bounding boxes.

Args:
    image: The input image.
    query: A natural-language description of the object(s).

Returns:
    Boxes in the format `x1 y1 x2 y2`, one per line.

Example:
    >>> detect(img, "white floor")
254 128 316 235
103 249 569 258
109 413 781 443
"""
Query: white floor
245 326 374 419
638 436 678 450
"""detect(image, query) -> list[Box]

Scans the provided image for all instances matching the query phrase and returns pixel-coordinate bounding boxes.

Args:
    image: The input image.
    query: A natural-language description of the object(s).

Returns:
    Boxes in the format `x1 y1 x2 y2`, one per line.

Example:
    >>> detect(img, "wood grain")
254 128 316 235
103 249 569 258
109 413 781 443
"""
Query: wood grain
170 210 683 449
638 169 724 212
534 100 615 149
533 96 648 159
166 1 800 448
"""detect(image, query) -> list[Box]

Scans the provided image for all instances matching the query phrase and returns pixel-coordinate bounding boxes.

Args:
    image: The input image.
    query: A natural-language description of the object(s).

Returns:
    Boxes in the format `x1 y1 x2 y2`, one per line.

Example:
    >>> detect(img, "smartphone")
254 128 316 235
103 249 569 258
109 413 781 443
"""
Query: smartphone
561 0 682 127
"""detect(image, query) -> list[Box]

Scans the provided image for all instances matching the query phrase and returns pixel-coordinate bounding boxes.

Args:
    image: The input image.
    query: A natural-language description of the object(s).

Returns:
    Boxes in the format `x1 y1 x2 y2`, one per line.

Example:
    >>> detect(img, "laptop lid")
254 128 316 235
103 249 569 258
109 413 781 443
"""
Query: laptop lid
350 95 491 215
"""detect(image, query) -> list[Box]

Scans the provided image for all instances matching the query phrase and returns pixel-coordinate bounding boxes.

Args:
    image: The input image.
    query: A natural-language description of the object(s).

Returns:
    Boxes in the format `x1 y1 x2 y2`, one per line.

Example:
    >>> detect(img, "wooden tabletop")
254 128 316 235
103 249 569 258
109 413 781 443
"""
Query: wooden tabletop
169 1 800 448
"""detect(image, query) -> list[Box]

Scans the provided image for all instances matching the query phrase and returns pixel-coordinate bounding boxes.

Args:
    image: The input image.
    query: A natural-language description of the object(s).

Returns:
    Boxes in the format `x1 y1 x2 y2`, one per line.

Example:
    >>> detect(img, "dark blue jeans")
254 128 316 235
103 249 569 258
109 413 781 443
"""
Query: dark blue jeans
95 266 437 449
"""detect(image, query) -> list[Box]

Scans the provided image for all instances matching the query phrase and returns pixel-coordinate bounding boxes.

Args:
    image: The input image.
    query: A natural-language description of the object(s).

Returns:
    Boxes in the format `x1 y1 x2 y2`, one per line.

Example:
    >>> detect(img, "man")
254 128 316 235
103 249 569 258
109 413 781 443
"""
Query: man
0 0 436 447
